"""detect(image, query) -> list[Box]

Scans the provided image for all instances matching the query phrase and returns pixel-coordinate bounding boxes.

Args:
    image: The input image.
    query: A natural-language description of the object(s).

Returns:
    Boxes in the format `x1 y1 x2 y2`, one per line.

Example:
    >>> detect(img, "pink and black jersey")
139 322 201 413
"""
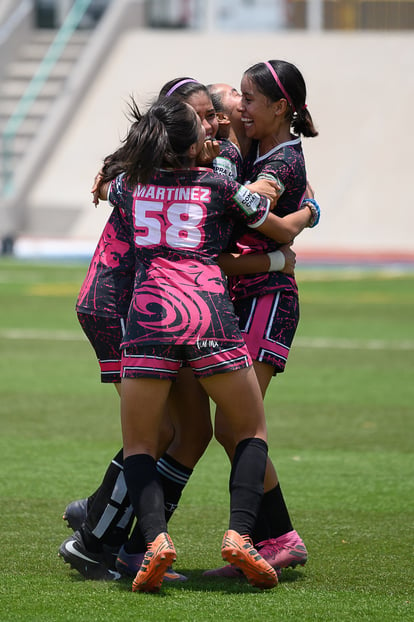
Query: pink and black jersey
228 137 307 301
107 168 269 347
213 138 243 181
76 207 135 318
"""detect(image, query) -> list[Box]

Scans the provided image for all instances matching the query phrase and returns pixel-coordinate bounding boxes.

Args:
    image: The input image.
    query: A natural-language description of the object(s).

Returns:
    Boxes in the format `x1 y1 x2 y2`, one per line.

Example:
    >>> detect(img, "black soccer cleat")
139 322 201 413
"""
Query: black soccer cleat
62 498 88 531
58 531 121 581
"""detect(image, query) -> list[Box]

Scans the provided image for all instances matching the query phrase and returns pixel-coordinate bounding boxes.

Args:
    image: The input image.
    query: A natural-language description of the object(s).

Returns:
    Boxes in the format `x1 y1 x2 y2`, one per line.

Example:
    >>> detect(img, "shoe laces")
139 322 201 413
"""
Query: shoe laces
256 538 285 557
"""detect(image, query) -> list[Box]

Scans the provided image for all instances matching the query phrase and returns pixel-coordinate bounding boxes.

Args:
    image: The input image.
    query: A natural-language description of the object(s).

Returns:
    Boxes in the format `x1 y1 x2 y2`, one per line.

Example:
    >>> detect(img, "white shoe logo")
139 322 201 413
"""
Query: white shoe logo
65 540 121 579
65 540 99 564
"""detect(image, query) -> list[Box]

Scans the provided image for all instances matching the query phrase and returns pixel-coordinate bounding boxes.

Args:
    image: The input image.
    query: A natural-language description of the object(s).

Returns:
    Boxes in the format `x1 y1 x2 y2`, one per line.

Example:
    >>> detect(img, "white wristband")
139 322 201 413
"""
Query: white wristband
267 250 285 272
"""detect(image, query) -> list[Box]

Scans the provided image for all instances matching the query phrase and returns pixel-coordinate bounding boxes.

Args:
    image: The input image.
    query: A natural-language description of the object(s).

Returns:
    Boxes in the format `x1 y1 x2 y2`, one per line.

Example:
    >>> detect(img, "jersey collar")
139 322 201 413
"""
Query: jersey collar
254 136 302 164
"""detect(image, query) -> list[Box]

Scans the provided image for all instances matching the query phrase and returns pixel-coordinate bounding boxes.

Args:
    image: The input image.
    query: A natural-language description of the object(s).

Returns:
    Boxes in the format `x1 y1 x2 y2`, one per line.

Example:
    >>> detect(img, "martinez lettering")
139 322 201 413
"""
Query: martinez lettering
134 184 211 203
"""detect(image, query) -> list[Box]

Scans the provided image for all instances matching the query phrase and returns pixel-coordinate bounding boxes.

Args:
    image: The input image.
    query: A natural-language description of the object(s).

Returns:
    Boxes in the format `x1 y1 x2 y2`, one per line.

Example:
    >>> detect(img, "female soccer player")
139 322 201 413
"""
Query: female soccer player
205 60 319 578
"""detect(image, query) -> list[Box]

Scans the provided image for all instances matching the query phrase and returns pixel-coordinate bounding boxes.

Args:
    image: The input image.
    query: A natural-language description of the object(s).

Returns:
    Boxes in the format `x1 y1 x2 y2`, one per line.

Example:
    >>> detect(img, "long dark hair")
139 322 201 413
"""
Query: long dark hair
100 96 199 186
244 60 318 138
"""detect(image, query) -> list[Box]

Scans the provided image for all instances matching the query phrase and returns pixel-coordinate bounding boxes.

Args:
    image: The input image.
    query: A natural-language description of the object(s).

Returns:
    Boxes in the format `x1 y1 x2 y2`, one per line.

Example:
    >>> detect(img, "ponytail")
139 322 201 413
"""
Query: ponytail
291 106 318 138
101 96 200 187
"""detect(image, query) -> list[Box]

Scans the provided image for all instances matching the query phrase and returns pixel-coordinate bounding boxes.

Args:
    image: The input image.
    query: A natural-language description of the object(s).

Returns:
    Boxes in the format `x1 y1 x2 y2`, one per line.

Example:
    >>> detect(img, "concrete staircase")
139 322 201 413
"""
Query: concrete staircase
0 28 91 193
0 0 147 249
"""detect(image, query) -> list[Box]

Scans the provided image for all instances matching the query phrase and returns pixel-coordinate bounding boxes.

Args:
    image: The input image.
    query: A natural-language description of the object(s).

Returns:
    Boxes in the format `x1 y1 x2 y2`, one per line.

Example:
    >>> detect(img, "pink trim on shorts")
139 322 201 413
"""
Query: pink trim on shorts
188 344 252 377
121 343 251 380
99 359 122 375
122 353 181 379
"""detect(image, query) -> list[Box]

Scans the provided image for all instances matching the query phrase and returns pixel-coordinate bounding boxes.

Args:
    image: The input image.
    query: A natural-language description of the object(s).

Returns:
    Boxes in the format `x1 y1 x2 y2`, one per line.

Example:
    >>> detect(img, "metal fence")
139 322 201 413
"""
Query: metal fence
288 0 414 29
146 0 414 30
24 1 414 31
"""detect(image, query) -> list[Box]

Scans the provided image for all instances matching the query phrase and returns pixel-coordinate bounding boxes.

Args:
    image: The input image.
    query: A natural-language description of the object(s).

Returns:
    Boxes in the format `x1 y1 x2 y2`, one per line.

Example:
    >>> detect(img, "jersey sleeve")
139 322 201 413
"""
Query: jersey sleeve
258 160 289 189
108 173 127 211
228 182 270 228
213 139 243 181
257 159 303 216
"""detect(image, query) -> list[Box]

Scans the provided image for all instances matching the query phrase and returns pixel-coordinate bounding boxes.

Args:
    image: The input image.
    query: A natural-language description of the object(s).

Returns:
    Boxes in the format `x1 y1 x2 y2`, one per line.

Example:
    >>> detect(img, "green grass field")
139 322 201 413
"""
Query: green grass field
0 259 413 621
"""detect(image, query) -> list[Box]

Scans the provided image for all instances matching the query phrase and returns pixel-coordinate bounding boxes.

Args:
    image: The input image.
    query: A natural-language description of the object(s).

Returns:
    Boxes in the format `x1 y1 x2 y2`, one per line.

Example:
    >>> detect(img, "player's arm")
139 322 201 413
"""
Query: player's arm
197 139 220 166
91 149 127 204
229 180 319 244
98 180 111 201
255 199 320 244
246 178 281 209
91 173 111 204
91 170 104 205
218 244 296 276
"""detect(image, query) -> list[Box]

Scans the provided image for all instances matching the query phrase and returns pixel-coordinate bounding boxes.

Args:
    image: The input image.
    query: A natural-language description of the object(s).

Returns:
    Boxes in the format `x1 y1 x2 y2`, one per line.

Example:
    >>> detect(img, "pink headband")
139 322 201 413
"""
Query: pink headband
264 61 295 112
165 78 199 97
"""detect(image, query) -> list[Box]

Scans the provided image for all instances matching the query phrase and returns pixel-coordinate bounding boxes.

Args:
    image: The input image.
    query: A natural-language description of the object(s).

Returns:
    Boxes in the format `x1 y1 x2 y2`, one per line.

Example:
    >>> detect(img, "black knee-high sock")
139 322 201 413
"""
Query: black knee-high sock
157 453 193 521
253 484 293 544
81 449 132 551
229 438 268 536
123 454 167 544
87 449 124 512
251 497 271 544
125 453 193 554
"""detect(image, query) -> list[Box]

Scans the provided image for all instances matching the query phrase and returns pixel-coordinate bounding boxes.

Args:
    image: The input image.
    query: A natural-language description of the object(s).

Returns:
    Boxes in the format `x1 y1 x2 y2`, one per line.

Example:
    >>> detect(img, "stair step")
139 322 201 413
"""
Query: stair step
30 29 57 44
1 80 63 98
20 41 89 62
8 59 75 80
30 29 89 43
0 26 91 192
1 116 41 135
0 98 52 117
0 152 25 171
0 119 45 139
0 134 32 153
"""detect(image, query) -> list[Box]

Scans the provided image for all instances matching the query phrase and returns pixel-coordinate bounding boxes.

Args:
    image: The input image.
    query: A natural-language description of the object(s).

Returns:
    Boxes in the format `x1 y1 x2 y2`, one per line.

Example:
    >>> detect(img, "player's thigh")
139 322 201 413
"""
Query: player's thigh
121 377 172 458
201 365 267 444
77 312 124 383
167 367 213 467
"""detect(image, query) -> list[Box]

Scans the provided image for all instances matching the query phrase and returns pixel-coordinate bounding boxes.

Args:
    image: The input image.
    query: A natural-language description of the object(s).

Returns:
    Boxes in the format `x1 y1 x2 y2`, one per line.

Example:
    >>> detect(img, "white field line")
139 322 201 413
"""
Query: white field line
0 329 413 351
0 329 86 341
295 337 414 351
